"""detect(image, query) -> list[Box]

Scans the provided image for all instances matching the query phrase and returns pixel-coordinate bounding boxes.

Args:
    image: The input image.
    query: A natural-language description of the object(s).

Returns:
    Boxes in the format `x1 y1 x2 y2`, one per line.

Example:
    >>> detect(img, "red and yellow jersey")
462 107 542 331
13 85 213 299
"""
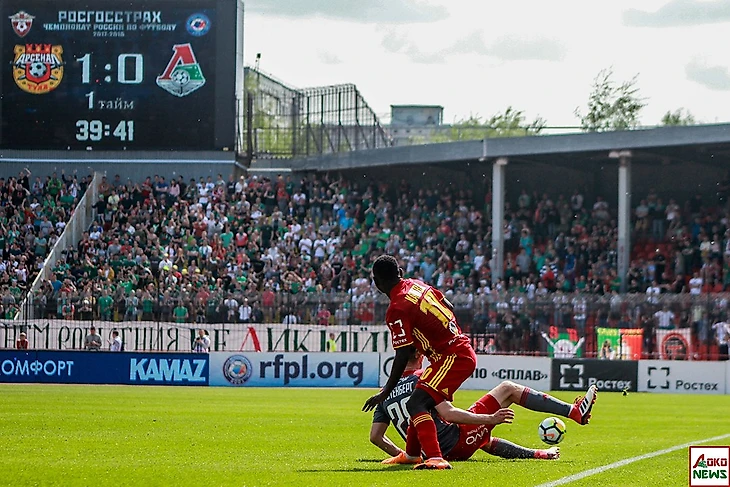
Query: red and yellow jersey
386 279 469 360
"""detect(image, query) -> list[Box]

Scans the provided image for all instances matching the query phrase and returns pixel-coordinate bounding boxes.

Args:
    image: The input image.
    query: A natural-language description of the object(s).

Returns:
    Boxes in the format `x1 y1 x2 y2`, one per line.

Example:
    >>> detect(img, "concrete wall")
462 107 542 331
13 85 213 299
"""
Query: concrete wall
0 149 239 182
1 161 236 183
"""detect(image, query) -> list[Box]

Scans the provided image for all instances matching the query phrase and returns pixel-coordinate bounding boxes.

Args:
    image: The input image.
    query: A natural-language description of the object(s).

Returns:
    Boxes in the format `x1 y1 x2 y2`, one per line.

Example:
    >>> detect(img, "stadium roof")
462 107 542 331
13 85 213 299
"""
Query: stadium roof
288 123 730 171
390 104 444 109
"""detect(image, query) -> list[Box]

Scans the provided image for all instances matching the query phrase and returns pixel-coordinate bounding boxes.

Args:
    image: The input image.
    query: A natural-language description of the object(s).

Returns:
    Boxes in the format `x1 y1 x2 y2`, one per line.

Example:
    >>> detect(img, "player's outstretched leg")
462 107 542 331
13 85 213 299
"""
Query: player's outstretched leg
483 438 560 460
572 384 598 425
488 381 597 425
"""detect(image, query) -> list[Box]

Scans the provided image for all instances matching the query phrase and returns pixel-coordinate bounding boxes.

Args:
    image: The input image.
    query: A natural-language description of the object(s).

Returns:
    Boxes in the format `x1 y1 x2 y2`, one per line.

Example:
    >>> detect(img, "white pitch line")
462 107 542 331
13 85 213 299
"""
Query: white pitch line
535 433 730 487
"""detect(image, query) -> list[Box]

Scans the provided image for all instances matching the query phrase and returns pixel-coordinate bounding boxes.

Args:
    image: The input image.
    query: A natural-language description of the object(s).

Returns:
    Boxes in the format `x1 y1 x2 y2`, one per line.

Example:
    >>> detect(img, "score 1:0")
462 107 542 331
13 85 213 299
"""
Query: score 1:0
76 53 144 84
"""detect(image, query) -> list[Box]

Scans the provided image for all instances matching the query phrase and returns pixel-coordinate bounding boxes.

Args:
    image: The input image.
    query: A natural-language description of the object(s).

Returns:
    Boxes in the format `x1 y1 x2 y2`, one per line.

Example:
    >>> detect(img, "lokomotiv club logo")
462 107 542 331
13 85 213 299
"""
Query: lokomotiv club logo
9 11 34 38
12 43 64 94
156 43 206 97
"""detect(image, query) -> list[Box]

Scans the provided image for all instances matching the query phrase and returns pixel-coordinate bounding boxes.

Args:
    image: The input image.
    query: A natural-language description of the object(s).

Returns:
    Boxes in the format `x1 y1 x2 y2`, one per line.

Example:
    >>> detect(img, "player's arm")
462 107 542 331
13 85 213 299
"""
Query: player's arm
381 344 415 397
362 344 415 412
434 401 514 426
369 422 403 457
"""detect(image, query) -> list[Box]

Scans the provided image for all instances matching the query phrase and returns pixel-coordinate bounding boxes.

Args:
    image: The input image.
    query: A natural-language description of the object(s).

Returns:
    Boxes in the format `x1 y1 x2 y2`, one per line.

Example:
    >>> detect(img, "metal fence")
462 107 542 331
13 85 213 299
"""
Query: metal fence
16 173 100 322
243 68 390 159
6 289 729 359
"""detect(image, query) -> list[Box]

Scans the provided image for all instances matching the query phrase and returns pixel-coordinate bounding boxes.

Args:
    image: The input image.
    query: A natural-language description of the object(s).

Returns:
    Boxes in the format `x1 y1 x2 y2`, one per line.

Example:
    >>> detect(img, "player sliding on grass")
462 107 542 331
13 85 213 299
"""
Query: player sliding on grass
363 254 480 470
369 350 598 463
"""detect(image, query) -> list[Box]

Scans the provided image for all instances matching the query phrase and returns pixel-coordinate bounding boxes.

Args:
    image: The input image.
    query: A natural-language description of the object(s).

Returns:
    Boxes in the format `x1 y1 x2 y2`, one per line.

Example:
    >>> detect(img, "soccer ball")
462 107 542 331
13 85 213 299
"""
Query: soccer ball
171 69 190 87
538 417 566 445
29 62 47 78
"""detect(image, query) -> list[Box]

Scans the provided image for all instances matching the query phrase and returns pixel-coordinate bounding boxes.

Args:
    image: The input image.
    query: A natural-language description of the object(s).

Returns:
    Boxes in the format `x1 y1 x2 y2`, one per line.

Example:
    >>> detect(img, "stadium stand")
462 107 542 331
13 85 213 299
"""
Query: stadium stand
0 169 87 320
12 168 728 358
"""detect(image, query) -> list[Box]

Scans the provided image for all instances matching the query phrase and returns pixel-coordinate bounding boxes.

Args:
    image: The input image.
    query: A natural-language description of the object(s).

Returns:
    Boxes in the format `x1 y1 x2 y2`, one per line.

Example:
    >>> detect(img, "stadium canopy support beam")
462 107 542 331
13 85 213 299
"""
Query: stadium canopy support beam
491 157 507 285
613 150 632 294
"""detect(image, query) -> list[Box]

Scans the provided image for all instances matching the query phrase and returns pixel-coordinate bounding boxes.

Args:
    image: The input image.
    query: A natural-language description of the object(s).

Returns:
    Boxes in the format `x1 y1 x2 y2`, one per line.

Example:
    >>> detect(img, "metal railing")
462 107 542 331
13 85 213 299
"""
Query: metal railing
6 290 728 359
16 173 100 322
243 67 390 159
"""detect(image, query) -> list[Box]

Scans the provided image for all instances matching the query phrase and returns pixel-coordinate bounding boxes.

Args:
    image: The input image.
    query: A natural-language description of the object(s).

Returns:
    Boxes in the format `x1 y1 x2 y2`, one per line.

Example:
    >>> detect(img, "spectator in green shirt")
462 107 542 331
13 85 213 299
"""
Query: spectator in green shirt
141 290 155 321
98 290 114 321
220 226 234 248
46 173 62 197
173 302 189 323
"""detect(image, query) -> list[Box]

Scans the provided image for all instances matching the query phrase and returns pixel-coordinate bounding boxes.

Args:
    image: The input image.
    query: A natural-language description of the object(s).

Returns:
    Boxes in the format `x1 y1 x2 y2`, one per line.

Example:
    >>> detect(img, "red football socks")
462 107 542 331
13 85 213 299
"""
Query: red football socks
568 404 582 423
409 412 442 459
405 422 422 458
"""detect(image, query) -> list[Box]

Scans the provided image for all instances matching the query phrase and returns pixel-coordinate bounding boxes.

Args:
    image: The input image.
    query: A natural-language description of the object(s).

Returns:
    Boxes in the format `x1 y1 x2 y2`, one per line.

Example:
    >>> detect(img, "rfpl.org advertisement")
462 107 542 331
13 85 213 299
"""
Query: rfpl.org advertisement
209 352 380 387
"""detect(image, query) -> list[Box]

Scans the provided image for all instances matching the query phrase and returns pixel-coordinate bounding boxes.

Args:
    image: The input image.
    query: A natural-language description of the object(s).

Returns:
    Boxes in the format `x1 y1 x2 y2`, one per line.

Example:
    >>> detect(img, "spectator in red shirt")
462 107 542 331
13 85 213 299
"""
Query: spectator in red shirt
16 332 29 349
317 306 331 326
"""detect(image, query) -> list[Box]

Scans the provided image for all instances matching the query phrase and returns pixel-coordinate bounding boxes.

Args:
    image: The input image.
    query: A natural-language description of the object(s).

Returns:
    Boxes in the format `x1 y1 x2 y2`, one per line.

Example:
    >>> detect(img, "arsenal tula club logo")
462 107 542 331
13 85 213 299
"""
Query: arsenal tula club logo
9 11 34 38
156 43 206 97
13 44 64 94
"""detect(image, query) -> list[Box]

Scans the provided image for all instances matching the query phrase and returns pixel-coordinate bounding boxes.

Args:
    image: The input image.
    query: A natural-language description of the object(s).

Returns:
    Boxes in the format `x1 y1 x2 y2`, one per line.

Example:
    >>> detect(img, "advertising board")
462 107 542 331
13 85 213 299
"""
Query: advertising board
209 352 380 387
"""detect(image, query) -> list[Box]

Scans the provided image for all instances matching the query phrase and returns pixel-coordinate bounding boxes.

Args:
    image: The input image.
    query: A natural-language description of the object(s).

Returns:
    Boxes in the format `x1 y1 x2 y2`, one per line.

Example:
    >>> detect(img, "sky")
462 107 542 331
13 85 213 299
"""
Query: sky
242 0 730 127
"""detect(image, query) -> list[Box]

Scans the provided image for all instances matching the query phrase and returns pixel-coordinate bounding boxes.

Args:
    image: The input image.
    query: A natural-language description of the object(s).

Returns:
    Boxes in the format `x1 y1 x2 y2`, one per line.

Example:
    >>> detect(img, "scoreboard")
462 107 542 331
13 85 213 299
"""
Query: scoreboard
0 0 240 151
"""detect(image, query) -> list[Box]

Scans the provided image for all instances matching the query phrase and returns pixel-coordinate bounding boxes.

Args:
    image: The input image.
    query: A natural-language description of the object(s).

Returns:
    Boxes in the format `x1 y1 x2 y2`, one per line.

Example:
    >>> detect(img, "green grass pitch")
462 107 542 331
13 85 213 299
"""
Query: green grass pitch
1 385 728 486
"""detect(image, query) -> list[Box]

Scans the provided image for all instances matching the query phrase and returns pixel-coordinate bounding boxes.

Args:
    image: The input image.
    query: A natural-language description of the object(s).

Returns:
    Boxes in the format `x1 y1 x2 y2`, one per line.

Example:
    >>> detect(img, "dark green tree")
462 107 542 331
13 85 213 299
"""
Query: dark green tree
660 108 696 126
429 107 545 143
575 68 646 132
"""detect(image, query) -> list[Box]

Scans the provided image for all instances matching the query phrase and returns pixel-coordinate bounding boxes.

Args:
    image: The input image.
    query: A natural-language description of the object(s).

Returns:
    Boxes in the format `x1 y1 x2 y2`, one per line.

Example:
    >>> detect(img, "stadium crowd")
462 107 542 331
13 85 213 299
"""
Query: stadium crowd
0 169 88 320
14 170 730 355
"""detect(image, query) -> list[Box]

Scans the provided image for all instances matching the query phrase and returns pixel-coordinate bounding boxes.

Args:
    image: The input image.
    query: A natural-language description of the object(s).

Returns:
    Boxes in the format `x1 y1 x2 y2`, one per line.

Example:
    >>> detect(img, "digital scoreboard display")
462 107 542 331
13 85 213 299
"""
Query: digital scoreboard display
0 0 238 151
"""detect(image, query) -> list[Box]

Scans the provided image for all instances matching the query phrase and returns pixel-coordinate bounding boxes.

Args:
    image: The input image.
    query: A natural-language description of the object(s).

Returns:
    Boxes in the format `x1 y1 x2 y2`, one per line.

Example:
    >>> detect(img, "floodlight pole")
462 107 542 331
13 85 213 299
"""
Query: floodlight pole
612 150 632 294
491 156 507 285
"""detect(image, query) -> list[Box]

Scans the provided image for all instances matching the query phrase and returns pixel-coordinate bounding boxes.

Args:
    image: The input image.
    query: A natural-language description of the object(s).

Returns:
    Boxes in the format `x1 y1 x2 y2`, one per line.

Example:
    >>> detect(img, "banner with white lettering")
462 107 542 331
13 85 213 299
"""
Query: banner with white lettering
655 329 692 360
209 352 380 387
379 353 551 392
0 320 392 353
638 360 726 394
0 350 208 385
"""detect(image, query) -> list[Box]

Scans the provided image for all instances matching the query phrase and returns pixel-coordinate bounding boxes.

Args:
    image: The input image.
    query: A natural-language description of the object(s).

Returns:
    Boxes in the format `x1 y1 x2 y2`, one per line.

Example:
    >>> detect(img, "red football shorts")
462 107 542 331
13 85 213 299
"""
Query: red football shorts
444 393 501 461
416 343 477 403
